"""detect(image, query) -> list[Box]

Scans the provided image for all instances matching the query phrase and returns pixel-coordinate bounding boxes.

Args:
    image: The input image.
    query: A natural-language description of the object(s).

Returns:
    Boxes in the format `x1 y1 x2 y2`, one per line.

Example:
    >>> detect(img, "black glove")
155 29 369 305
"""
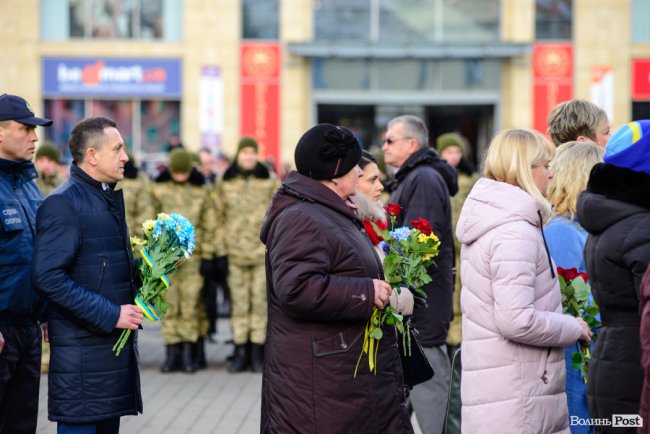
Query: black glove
200 259 215 278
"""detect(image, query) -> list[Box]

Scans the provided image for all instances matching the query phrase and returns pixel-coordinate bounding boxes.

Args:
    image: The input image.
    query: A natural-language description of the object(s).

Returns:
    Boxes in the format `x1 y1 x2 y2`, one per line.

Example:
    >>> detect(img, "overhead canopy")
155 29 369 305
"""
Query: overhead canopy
287 42 531 60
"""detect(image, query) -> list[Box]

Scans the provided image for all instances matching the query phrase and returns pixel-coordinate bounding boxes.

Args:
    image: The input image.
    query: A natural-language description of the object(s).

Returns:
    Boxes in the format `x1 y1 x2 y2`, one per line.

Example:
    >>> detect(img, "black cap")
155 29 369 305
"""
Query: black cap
0 94 53 127
294 124 362 180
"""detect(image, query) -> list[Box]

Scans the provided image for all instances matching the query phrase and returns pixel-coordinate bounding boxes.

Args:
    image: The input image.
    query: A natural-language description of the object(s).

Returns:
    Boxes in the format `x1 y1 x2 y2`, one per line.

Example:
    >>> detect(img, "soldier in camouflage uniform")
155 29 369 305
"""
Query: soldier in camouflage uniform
34 142 64 197
436 133 478 359
215 137 279 373
33 142 64 373
152 149 217 373
121 152 154 238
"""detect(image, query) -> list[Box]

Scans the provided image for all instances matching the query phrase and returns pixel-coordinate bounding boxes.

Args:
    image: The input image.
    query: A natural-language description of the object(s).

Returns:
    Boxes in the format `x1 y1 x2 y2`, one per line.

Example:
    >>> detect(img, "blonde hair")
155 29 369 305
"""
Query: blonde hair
483 129 555 217
547 141 604 220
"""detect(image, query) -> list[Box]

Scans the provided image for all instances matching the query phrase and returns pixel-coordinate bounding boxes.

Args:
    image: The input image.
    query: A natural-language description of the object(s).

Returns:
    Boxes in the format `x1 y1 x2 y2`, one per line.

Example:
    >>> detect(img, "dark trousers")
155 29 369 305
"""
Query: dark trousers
57 418 120 434
0 323 42 434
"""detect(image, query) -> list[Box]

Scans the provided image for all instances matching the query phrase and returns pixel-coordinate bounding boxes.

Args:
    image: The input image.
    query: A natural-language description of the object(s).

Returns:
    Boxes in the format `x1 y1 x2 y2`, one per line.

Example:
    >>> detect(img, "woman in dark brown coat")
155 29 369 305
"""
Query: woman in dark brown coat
259 124 413 434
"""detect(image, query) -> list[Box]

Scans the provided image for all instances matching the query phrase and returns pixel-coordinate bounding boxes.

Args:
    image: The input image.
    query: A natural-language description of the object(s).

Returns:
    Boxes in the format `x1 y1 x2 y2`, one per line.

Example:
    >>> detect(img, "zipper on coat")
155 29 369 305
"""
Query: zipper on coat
97 257 107 292
538 210 556 278
536 347 552 384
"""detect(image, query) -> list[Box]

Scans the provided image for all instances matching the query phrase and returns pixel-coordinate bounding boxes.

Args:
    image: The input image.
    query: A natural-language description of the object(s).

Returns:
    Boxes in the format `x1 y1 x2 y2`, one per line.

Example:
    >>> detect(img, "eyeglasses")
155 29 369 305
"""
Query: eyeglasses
382 136 412 145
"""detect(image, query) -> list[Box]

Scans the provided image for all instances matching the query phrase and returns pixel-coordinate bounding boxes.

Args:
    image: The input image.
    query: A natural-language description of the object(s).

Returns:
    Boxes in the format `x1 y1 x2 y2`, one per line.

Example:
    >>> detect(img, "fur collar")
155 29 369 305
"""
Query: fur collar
155 167 206 186
223 162 270 181
350 192 387 223
587 163 650 210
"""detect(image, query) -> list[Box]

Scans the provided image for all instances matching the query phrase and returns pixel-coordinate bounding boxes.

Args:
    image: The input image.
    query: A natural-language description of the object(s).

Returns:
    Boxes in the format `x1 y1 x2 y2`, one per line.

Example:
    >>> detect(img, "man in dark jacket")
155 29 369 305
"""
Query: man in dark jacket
31 117 143 434
382 114 455 434
0 93 52 434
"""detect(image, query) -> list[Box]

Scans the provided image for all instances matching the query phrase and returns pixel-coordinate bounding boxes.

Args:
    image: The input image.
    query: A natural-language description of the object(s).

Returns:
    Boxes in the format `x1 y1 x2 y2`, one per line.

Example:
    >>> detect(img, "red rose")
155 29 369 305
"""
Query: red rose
384 203 402 217
557 267 579 281
411 218 433 235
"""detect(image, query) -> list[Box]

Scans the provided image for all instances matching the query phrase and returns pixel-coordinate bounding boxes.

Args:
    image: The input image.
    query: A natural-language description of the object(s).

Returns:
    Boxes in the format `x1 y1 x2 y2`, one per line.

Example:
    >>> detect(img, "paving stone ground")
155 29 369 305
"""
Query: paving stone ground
36 319 422 433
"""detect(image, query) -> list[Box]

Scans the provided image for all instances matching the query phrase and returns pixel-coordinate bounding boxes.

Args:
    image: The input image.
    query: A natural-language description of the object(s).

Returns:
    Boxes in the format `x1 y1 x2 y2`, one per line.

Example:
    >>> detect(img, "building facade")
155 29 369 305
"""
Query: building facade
0 0 648 169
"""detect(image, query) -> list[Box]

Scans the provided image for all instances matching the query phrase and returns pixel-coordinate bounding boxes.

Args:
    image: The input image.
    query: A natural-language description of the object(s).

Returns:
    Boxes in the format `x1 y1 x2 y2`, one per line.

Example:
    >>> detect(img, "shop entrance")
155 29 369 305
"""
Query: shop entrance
317 103 495 169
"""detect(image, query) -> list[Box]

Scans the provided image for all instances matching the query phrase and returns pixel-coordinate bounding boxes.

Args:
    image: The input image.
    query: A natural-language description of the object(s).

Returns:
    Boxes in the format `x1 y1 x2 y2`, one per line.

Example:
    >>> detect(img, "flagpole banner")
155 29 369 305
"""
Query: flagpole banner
532 43 573 135
590 66 614 121
240 42 281 164
200 66 224 150
632 59 650 100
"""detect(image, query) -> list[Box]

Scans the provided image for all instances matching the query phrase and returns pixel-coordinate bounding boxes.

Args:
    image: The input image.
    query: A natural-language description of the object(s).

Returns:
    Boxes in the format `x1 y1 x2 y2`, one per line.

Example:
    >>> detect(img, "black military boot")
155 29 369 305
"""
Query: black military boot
250 343 264 373
193 337 207 370
228 344 248 373
160 344 180 373
181 342 196 373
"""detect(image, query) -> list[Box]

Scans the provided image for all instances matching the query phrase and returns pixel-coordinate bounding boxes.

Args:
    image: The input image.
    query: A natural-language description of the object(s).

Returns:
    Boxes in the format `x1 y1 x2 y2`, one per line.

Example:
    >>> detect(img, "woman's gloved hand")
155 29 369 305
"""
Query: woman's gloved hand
388 286 414 316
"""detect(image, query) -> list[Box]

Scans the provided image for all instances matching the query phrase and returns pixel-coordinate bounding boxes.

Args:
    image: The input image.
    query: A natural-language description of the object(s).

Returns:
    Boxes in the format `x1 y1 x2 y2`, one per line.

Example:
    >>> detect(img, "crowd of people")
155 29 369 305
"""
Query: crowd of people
2 90 650 434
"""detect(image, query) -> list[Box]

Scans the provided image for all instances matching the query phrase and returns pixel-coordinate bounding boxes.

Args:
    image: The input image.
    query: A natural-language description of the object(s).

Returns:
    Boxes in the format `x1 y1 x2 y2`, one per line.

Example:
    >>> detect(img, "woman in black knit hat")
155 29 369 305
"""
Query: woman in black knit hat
259 124 413 433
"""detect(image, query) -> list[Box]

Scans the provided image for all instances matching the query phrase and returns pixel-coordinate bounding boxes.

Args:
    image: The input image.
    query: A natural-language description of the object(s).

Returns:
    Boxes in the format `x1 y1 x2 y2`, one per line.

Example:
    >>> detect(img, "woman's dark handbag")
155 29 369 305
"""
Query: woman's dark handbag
443 347 462 434
398 317 434 389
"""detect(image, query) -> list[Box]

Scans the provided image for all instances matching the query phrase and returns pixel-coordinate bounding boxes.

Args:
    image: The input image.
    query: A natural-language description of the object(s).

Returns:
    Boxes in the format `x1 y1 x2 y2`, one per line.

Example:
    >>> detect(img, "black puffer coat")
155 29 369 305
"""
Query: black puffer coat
577 163 650 428
388 147 455 347
259 171 413 434
32 164 142 423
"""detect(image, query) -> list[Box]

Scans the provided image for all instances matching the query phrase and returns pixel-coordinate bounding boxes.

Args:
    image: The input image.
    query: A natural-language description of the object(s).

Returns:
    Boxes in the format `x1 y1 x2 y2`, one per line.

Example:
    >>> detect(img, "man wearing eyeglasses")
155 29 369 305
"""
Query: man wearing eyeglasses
382 114 455 434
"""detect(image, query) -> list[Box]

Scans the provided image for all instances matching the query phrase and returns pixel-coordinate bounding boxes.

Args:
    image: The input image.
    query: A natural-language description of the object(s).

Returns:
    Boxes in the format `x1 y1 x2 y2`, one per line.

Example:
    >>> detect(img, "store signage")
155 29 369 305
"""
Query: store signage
632 59 650 100
532 43 573 135
42 57 181 97
240 42 281 164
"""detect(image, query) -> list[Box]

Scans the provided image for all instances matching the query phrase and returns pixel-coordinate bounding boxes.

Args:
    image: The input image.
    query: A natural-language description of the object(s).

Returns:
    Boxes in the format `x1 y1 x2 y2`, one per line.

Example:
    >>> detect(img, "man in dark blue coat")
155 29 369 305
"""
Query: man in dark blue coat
382 114 455 434
32 117 144 434
0 93 52 434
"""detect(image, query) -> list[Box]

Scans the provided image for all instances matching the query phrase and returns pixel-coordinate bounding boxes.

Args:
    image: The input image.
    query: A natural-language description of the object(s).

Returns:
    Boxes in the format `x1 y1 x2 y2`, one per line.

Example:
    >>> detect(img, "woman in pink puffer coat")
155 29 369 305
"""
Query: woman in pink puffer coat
456 129 592 434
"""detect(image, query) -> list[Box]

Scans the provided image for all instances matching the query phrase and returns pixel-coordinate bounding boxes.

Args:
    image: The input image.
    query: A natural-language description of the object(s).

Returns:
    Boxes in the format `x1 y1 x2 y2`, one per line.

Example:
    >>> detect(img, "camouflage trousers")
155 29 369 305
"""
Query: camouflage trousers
160 261 209 344
229 263 267 345
446 263 462 347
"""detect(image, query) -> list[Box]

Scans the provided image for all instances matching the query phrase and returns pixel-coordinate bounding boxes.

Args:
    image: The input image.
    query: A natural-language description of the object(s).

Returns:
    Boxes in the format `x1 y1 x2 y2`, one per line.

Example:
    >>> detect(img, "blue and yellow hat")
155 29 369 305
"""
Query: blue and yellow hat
604 120 650 174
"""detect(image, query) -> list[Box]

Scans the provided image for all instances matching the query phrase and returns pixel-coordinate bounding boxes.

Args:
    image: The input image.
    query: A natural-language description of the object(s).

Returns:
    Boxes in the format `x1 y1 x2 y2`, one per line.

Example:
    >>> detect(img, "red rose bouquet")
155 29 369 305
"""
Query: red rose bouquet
354 203 440 377
557 266 600 382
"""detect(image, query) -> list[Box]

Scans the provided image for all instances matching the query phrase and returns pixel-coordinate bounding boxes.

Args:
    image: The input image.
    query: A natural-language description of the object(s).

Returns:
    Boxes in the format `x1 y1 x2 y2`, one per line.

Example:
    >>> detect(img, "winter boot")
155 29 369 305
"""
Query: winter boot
250 343 265 373
160 344 180 373
228 344 248 373
193 337 207 370
181 342 196 373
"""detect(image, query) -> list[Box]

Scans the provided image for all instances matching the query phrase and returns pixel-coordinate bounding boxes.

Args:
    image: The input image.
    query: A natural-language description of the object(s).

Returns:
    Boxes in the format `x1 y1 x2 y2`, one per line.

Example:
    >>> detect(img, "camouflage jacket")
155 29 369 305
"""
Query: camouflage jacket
35 172 64 197
152 169 217 260
120 172 154 238
215 163 279 265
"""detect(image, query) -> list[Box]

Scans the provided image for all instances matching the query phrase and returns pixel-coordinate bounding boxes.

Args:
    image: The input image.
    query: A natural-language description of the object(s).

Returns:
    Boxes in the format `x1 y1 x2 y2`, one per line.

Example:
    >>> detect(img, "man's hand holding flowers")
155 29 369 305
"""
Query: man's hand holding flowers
116 305 144 331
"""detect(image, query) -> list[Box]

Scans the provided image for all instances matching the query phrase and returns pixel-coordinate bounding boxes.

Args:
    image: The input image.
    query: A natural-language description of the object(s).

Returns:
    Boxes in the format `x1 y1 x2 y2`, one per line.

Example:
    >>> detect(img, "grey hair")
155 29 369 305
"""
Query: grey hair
388 115 429 149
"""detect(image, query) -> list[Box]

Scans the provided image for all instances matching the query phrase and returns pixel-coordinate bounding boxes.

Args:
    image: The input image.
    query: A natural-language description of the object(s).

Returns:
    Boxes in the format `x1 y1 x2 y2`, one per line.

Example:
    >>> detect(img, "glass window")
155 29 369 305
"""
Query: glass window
536 0 572 40
42 98 180 158
313 0 499 44
140 100 180 154
242 0 279 39
90 100 134 149
313 0 371 42
632 0 650 42
379 0 499 43
43 99 86 161
313 58 501 91
41 0 182 41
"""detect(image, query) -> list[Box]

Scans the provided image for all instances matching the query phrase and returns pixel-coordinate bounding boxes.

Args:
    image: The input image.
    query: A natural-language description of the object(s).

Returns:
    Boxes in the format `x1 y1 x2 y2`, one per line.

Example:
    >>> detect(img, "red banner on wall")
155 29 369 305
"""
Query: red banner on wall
240 42 281 165
532 43 573 135
632 59 650 100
